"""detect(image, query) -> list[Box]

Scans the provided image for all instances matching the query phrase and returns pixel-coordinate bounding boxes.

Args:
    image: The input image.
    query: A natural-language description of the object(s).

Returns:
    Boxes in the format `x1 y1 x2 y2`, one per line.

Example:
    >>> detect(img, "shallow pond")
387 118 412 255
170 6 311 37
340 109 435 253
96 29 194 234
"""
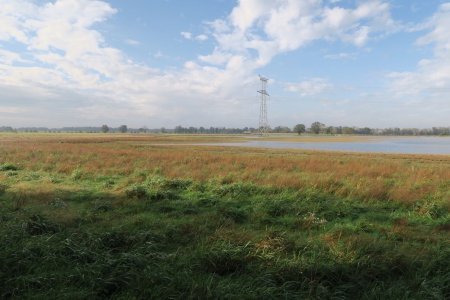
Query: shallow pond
211 137 450 155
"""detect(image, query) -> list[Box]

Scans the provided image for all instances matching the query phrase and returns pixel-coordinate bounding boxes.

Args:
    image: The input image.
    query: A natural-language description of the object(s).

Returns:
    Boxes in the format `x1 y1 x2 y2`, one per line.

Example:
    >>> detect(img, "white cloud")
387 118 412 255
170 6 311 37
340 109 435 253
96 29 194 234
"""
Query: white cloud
181 32 208 42
180 31 192 40
324 52 357 60
195 34 208 41
199 48 232 65
0 49 27 64
125 39 140 45
208 0 396 66
389 3 450 96
285 78 331 97
153 50 165 59
0 0 36 43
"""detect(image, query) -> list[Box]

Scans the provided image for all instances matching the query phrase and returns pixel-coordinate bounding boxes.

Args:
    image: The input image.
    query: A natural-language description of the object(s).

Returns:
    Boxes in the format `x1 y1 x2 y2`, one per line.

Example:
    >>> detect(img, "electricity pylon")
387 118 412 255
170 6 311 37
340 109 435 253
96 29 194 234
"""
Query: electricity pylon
257 75 270 135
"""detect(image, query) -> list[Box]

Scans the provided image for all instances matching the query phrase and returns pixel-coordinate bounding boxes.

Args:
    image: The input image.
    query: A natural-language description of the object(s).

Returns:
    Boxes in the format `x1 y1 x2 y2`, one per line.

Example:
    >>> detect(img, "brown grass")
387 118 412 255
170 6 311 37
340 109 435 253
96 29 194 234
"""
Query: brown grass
0 134 449 205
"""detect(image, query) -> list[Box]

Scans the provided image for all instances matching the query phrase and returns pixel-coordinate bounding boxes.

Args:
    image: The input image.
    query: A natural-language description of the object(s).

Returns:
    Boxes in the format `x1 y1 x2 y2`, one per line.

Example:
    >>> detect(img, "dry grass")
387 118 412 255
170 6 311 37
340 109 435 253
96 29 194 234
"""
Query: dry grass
0 133 449 205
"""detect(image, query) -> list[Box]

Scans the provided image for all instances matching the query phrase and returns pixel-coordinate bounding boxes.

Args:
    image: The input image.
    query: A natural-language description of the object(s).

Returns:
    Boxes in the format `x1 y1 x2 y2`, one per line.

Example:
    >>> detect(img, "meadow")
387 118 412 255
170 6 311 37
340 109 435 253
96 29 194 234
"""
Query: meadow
0 133 449 299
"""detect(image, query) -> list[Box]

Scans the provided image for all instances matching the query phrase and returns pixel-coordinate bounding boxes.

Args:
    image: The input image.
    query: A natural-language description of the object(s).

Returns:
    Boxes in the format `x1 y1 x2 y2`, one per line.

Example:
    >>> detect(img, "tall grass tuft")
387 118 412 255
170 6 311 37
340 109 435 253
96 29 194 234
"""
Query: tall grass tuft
0 163 19 171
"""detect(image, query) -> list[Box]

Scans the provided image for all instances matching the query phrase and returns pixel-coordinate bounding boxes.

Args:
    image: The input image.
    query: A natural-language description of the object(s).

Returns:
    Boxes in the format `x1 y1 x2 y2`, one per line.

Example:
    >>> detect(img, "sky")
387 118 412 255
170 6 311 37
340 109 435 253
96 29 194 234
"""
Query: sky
0 0 450 129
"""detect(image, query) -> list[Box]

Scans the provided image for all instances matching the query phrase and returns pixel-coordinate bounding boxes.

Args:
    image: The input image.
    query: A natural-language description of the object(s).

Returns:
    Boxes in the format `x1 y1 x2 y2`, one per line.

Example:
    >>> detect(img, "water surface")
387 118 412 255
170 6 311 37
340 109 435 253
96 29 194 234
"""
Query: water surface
210 137 450 155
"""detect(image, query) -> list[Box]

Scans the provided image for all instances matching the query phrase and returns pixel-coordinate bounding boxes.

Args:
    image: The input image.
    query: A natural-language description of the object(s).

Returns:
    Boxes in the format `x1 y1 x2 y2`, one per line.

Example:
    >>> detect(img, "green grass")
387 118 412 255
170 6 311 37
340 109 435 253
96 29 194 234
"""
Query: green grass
1 167 449 299
0 163 19 171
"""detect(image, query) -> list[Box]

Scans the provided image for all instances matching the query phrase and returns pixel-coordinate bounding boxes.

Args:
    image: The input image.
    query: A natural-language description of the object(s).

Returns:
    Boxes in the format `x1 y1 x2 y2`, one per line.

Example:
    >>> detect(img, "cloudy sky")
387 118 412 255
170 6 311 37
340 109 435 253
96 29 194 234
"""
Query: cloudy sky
1 0 449 128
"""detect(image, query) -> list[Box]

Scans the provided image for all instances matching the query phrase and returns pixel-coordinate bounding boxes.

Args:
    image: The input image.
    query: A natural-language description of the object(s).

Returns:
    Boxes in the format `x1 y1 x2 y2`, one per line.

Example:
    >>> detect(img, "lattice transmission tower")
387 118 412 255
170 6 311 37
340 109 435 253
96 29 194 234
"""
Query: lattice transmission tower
257 75 270 135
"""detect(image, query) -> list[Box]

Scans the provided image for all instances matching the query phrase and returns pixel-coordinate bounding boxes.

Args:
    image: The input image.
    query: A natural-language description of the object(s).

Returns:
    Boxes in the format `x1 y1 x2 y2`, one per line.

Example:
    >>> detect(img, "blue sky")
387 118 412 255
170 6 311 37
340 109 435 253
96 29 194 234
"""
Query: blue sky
0 0 449 128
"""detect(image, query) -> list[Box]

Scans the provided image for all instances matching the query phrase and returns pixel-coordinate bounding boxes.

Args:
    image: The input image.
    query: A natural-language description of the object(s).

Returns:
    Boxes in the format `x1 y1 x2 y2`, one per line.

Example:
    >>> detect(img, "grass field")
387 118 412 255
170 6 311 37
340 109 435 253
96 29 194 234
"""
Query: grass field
1 133 449 299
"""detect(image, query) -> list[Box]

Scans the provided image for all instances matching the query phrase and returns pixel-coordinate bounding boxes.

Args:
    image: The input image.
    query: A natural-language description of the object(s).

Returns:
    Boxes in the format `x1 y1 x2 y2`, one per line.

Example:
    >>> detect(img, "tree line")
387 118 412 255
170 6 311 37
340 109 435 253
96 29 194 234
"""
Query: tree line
159 123 450 136
1 122 449 136
291 122 450 136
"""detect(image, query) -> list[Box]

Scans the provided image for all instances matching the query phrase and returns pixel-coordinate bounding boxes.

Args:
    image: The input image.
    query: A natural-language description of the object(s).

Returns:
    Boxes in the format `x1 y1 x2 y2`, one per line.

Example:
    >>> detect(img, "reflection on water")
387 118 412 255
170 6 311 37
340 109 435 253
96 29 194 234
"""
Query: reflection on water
213 137 450 155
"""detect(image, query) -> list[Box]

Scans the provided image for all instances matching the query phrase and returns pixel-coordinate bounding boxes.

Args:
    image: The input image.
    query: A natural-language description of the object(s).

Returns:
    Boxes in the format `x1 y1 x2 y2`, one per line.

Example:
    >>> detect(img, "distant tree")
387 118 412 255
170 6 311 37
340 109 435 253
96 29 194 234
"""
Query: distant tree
360 127 372 135
273 126 291 133
293 124 306 135
342 127 354 134
101 124 109 133
0 126 14 132
334 126 343 134
118 125 128 133
175 125 187 134
325 126 333 134
310 122 325 134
